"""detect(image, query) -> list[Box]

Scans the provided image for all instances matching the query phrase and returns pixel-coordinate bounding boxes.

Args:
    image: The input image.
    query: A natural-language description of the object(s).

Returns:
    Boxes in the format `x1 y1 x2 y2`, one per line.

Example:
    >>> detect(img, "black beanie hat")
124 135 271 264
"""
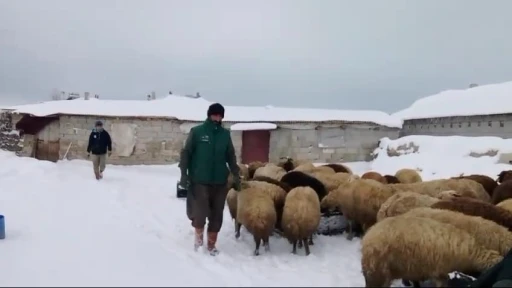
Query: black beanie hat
207 103 225 118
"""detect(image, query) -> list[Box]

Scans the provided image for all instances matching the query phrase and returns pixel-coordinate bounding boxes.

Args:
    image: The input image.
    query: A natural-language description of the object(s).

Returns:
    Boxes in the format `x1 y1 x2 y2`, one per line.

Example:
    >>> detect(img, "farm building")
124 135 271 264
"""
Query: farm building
7 95 401 165
396 81 512 138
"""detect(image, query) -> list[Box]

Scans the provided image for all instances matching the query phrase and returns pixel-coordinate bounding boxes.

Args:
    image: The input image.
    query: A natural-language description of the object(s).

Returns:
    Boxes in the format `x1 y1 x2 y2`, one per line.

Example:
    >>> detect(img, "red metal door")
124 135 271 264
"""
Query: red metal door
241 130 270 164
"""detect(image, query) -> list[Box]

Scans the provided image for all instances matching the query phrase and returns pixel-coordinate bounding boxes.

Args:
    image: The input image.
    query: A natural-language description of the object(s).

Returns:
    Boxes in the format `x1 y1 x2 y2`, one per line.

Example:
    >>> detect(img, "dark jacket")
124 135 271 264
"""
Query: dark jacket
179 118 239 185
87 129 112 155
470 248 512 288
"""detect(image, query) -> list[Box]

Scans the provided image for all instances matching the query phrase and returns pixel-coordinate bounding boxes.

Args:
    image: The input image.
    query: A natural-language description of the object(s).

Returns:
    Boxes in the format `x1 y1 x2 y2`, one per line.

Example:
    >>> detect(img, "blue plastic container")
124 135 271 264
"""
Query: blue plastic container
0 215 5 239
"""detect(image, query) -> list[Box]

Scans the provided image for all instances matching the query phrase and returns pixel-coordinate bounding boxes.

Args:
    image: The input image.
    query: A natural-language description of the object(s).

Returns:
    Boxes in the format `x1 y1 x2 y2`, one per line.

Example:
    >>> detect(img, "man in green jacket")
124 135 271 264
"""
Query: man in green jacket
178 103 241 256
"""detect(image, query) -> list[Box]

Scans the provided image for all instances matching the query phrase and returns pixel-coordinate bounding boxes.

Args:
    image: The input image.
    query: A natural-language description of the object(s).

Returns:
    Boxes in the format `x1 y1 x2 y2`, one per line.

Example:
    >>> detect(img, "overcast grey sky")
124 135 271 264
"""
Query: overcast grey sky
1 0 511 112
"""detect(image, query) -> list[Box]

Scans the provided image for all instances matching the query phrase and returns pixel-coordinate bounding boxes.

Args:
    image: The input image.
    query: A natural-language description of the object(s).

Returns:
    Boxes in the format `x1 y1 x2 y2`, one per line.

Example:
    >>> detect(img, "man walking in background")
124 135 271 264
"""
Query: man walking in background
179 103 241 256
87 120 112 180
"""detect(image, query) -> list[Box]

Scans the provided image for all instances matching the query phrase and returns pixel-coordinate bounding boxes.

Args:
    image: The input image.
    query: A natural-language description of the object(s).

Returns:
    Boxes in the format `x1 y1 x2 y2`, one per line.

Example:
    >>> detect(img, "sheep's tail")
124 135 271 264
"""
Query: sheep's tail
283 221 301 241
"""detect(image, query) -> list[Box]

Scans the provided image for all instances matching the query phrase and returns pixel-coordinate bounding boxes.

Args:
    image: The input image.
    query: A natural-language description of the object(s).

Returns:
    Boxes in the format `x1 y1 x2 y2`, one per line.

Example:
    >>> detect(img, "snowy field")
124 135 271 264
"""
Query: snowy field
1 135 512 286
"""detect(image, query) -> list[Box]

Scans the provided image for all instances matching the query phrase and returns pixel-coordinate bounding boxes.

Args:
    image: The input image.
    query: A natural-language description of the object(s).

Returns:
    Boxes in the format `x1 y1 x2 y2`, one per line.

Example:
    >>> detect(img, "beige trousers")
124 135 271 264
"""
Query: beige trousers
91 154 107 174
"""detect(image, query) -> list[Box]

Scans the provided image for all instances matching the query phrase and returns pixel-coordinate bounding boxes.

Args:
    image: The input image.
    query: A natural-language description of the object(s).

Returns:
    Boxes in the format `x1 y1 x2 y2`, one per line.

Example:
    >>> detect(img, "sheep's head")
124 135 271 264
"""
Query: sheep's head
320 193 337 212
497 170 512 184
277 157 294 172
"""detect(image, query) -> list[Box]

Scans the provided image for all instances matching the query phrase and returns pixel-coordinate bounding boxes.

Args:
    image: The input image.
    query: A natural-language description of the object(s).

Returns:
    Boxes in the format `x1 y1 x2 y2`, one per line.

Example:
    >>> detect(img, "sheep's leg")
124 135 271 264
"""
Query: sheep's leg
292 240 297 254
401 279 412 287
433 274 450 287
235 222 242 239
263 236 270 252
411 280 421 288
363 270 390 287
346 220 354 241
298 239 303 248
303 238 311 256
308 234 314 245
253 235 261 256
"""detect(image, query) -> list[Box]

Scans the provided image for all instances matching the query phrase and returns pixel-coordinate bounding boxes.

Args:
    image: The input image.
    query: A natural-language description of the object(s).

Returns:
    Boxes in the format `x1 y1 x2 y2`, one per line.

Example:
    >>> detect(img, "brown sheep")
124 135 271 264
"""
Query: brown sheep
492 180 512 204
314 165 336 174
281 186 321 255
497 199 512 212
231 180 288 237
361 171 387 184
226 188 238 223
395 168 423 184
252 176 292 192
248 161 265 179
497 170 512 184
376 191 442 222
452 174 497 198
254 165 287 181
388 178 490 202
361 215 503 287
384 175 400 184
406 207 512 256
236 187 277 255
321 178 395 239
292 162 316 173
309 171 358 192
431 196 512 231
322 163 353 174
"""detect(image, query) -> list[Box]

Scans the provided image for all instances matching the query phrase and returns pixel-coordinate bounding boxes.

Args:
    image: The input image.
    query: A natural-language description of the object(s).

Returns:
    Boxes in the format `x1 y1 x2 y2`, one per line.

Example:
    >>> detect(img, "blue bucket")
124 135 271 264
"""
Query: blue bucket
0 215 5 239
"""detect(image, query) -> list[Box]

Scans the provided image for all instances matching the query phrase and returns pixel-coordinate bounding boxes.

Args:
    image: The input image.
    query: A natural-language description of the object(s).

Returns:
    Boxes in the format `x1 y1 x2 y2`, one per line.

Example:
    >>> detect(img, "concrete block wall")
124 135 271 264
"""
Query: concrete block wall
59 115 191 165
269 124 400 163
400 114 512 138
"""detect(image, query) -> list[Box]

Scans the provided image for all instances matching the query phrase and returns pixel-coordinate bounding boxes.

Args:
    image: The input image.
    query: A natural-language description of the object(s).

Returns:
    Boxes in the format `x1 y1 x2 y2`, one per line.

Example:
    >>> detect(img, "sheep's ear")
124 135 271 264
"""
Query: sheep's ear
497 172 504 183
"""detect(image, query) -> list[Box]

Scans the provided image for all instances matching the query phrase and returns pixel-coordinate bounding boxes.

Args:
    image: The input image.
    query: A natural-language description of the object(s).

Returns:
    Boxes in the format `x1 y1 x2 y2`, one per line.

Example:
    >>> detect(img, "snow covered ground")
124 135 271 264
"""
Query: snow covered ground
0 152 367 287
1 135 511 286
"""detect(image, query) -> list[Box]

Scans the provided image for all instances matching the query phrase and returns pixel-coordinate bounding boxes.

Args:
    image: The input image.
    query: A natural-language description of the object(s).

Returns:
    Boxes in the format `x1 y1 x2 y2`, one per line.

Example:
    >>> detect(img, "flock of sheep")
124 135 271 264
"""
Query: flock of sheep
224 158 512 287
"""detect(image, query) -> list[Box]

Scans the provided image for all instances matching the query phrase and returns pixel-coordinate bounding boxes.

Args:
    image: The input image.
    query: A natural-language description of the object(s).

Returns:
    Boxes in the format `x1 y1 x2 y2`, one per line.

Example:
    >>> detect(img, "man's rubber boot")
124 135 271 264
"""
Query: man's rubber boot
194 227 204 251
207 232 219 256
94 171 100 180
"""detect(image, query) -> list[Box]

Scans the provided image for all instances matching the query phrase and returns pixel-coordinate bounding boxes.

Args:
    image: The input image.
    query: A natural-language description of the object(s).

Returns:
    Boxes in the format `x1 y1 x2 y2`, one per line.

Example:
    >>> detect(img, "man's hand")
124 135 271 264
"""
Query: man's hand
233 175 241 191
179 174 189 189
87 153 90 158
108 151 112 157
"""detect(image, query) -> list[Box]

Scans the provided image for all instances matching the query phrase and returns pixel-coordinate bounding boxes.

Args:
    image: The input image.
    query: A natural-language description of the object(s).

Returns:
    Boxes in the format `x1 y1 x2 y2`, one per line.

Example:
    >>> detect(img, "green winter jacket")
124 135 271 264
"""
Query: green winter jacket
179 118 240 185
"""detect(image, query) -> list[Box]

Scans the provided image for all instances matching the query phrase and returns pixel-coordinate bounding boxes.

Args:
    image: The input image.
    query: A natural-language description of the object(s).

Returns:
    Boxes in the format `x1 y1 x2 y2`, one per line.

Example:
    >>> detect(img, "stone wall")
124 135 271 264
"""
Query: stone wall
18 114 400 165
59 115 192 165
0 111 22 152
268 123 400 162
400 114 512 138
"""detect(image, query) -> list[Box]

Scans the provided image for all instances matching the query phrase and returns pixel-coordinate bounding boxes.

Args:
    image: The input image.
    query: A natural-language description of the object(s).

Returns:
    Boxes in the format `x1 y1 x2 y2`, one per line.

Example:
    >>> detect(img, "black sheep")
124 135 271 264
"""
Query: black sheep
322 163 351 173
384 175 401 184
280 171 328 202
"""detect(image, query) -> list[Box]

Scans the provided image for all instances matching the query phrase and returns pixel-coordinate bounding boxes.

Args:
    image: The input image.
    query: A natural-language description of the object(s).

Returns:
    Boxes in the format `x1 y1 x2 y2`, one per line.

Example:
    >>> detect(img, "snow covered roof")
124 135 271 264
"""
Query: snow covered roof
394 81 512 120
230 123 277 131
7 95 402 128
